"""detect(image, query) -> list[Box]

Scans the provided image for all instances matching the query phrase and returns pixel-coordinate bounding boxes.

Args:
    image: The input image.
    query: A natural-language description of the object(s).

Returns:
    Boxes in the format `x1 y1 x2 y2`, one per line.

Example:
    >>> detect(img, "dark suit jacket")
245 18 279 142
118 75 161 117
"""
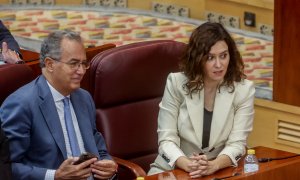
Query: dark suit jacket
0 20 21 54
0 125 12 180
0 75 111 180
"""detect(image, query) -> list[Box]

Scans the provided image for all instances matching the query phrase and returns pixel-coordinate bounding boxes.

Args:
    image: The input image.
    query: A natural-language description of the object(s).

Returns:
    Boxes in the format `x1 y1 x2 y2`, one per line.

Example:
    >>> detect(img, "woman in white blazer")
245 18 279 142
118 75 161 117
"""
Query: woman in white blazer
148 22 255 178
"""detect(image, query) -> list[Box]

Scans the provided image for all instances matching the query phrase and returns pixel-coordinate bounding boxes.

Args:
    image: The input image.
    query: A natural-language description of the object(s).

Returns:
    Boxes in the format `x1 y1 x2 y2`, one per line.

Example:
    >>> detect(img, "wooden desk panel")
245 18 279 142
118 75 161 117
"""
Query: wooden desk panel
145 146 300 180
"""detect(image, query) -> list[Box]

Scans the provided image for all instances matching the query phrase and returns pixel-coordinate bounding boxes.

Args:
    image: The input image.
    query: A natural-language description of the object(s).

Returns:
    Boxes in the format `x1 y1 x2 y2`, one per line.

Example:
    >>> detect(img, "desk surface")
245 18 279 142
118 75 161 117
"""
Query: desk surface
145 146 300 180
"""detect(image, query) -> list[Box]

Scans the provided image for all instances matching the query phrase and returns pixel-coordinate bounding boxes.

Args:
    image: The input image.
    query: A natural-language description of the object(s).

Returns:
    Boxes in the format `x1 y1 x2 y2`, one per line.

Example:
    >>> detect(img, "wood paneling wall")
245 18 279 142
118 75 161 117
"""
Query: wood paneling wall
248 99 300 154
273 0 300 106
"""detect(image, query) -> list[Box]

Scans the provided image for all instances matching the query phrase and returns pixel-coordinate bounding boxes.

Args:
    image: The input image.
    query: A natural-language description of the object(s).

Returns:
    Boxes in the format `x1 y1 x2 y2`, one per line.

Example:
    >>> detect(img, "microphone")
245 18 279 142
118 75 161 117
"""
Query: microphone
258 154 300 163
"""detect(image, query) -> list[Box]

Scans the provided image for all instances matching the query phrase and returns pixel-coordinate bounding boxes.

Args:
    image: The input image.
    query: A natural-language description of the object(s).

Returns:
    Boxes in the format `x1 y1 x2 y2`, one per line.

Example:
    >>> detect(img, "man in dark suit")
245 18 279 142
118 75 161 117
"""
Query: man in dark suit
0 124 12 180
0 30 117 179
0 20 23 64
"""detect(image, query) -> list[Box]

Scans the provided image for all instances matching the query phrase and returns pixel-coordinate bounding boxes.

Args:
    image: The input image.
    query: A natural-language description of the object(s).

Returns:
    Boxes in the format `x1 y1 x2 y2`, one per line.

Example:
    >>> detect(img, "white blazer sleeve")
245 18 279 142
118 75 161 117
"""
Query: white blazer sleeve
218 80 255 166
157 73 185 167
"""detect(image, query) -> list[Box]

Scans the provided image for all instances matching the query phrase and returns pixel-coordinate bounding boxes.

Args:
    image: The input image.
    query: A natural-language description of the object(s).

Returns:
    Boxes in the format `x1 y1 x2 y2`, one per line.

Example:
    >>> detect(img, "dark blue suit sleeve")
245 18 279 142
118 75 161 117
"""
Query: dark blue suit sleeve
0 92 48 180
0 20 21 54
0 125 12 180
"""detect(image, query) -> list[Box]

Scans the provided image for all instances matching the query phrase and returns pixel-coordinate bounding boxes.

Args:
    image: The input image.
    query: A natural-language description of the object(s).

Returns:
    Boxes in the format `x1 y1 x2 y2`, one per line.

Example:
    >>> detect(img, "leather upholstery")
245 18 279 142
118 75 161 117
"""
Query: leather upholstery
81 44 116 95
90 40 186 176
0 64 35 105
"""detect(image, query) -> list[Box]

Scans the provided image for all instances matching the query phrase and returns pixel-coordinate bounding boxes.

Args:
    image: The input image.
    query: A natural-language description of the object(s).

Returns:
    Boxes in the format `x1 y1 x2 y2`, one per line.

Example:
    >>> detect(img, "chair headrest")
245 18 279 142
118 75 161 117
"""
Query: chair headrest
90 40 186 108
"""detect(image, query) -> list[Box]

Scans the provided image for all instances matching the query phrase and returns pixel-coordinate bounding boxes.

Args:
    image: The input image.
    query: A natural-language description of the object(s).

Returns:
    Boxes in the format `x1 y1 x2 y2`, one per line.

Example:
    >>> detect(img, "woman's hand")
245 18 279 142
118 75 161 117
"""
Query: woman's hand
175 153 232 178
187 153 219 178
188 154 232 179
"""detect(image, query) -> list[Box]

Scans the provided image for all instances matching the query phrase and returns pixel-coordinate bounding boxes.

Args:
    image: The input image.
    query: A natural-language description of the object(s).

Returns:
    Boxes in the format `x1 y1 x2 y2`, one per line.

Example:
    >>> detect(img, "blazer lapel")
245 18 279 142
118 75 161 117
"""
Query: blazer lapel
38 76 68 159
71 92 99 156
185 90 204 144
185 86 235 149
209 87 235 147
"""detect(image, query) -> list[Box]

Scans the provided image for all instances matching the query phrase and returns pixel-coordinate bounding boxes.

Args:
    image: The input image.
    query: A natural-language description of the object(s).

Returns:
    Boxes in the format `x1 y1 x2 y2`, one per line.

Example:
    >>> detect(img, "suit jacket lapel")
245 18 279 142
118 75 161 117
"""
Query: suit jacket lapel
209 87 235 147
71 92 99 156
185 90 204 144
37 76 68 159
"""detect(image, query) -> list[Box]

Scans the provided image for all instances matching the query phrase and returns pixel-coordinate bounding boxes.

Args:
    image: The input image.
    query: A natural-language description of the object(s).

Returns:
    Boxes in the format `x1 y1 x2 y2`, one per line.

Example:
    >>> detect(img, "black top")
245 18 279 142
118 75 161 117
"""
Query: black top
202 108 213 149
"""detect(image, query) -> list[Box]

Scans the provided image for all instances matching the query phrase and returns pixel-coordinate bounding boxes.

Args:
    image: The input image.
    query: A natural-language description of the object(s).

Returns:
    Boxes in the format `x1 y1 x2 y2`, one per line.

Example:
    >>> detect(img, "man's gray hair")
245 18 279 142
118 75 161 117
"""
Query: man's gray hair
39 30 83 68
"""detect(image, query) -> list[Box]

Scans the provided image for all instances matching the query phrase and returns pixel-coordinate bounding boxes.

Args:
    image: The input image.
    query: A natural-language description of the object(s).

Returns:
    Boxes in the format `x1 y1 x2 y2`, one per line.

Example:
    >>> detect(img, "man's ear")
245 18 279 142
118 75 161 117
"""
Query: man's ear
44 57 54 72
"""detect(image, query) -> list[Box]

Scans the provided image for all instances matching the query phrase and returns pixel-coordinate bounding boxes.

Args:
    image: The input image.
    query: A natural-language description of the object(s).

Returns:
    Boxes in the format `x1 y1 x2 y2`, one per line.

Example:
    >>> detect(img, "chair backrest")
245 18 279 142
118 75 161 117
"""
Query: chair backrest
0 64 35 105
90 40 186 173
20 49 41 77
79 44 116 95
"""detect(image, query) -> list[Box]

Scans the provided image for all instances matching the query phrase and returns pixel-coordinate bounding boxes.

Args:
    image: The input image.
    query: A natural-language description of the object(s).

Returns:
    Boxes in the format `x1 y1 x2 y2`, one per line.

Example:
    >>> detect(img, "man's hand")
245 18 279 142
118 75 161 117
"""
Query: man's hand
1 42 21 64
54 157 97 180
91 159 118 179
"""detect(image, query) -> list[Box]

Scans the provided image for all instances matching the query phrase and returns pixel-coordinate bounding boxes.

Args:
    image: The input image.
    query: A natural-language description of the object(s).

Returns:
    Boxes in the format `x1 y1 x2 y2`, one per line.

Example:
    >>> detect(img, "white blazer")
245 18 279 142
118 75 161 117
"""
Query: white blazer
148 72 255 175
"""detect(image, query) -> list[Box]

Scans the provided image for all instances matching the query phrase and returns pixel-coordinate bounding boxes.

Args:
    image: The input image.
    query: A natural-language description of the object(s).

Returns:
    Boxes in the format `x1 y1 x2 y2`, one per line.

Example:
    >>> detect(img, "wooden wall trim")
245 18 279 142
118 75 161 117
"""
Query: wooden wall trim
255 98 300 115
273 0 300 106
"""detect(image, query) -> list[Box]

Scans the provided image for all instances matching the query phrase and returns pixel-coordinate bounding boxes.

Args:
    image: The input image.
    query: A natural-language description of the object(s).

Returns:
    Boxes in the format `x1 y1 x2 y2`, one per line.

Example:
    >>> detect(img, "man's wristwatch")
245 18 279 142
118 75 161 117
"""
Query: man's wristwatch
15 60 25 64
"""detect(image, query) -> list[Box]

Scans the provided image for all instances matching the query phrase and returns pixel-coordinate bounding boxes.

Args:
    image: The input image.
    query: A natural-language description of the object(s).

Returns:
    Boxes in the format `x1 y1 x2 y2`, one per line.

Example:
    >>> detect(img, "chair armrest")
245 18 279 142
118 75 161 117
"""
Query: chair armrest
113 156 146 178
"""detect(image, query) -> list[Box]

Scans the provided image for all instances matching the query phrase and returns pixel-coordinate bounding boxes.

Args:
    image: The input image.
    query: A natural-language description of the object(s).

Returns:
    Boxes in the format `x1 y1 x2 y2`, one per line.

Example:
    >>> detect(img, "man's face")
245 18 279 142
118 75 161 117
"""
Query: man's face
50 38 87 95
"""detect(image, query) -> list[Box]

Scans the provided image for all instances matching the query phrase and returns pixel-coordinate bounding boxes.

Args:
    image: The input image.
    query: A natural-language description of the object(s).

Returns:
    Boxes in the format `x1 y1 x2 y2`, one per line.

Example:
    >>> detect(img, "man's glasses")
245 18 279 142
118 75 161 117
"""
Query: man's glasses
49 57 90 70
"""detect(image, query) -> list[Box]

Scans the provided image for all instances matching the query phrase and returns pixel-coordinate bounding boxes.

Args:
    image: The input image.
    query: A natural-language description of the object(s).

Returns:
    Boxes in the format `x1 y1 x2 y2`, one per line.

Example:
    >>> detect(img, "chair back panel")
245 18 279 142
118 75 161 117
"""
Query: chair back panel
96 98 160 157
91 40 186 173
20 49 41 77
130 154 158 174
81 44 116 95
91 40 186 108
0 64 35 105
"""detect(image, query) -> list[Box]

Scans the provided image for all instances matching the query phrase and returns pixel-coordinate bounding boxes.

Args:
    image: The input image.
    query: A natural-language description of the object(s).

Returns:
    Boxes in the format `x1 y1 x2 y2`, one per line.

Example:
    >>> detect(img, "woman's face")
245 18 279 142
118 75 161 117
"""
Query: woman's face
204 40 230 84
